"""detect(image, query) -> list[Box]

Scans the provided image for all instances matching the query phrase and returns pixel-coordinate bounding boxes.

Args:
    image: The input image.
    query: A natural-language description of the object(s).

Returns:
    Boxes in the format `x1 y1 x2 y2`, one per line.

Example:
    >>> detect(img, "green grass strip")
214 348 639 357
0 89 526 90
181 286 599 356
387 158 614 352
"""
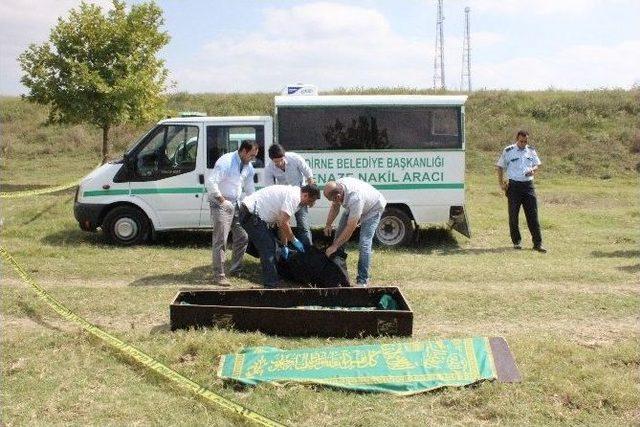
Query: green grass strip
0 247 285 427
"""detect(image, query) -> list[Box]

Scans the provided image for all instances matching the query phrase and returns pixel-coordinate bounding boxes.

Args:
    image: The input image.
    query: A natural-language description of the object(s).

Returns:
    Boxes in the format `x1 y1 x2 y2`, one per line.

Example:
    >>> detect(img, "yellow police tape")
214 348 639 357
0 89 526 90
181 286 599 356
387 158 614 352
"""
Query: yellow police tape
0 180 79 199
0 247 285 427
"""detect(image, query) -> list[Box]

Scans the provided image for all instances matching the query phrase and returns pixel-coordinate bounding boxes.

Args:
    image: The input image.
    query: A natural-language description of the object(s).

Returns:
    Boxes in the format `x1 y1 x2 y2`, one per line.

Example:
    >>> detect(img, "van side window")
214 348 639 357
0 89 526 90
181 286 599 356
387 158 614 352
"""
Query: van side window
134 125 199 180
206 125 265 168
277 106 461 150
432 109 459 136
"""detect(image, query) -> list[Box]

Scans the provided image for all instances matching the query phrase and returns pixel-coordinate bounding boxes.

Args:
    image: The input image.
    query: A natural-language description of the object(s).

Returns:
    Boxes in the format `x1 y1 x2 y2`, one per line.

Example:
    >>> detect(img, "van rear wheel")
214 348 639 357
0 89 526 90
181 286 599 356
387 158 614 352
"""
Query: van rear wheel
375 208 414 247
103 206 149 245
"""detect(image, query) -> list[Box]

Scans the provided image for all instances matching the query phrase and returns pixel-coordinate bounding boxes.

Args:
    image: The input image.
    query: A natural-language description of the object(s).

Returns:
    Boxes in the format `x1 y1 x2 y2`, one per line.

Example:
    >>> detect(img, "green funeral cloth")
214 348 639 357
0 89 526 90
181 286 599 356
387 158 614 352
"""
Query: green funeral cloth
217 337 497 395
294 294 399 311
295 306 373 311
377 294 398 310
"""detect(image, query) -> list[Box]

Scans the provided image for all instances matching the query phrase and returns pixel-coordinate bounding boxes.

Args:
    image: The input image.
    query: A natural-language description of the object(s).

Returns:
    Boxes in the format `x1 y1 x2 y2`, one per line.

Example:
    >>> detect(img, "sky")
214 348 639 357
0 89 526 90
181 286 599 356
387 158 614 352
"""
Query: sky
1 0 639 95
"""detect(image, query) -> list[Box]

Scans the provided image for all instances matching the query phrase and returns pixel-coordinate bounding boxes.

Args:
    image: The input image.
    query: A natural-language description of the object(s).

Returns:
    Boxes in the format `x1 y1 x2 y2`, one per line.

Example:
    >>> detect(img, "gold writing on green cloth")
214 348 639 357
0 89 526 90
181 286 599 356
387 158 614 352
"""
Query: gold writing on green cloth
266 349 381 373
217 337 497 395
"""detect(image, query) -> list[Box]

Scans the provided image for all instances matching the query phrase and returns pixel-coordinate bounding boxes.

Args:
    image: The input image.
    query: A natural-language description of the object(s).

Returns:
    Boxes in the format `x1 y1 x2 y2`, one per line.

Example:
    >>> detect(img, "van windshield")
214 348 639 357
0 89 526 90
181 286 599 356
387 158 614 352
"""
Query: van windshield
124 126 157 157
277 106 461 150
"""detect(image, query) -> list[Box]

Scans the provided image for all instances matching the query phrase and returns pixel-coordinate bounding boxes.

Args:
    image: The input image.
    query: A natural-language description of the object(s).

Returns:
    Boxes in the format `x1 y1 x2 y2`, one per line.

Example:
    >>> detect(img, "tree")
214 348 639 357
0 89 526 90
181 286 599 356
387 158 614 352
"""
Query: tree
19 0 170 163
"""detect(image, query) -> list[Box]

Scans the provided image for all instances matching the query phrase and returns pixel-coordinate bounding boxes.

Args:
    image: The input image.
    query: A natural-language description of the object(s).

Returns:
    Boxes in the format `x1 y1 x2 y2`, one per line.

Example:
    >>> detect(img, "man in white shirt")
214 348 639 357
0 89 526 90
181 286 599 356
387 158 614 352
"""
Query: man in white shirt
205 140 259 285
323 177 386 286
240 184 321 288
264 144 315 247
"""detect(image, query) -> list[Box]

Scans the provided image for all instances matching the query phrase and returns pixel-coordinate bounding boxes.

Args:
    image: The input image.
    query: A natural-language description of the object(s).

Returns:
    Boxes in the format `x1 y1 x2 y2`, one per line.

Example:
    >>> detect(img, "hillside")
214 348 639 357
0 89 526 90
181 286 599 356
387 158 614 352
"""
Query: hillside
2 90 639 425
1 89 639 185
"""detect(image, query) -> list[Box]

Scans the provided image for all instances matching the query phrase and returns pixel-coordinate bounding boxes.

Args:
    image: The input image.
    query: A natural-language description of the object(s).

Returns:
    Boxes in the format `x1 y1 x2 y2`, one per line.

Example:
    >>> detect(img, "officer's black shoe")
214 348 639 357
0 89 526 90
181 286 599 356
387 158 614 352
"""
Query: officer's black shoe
513 243 522 250
228 269 245 278
533 245 547 253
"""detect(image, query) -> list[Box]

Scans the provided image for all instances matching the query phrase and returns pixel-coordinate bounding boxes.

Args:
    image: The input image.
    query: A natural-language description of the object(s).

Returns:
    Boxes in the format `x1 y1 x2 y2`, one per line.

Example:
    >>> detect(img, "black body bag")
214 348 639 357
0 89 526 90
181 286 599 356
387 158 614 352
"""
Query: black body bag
276 246 350 288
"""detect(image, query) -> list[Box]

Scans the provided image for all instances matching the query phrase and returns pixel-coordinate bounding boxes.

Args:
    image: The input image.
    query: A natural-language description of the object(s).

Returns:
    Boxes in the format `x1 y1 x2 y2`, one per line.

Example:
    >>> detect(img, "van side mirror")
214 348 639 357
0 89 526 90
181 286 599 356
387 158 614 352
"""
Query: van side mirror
114 153 137 183
123 152 136 167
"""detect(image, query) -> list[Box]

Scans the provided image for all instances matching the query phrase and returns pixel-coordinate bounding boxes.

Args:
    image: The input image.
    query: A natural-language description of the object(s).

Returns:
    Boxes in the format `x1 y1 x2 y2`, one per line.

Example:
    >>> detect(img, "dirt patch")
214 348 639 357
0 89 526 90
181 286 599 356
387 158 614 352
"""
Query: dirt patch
2 276 133 289
393 280 640 296
1 310 169 339
412 316 639 346
1 314 74 334
540 193 593 207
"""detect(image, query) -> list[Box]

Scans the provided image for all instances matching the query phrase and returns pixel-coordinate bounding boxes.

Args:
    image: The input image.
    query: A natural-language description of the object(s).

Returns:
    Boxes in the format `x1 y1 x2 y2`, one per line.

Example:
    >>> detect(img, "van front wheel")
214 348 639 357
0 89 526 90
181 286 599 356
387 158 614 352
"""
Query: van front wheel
375 208 414 247
103 206 149 245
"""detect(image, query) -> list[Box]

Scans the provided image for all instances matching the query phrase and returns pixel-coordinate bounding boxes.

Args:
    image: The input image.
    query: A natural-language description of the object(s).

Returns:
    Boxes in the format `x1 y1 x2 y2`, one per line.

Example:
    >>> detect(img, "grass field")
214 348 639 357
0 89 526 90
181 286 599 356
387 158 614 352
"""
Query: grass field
1 91 639 425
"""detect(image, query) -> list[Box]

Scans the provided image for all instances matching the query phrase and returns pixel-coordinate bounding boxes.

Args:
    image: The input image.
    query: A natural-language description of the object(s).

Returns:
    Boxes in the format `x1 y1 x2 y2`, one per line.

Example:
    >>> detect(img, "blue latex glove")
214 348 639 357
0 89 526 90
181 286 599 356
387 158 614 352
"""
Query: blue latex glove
278 246 290 261
291 238 305 253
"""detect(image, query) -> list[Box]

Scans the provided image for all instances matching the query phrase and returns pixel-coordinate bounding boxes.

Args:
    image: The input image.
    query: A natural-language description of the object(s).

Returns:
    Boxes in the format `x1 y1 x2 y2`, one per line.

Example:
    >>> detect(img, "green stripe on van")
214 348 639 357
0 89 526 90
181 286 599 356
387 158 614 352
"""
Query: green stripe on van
371 183 464 190
83 189 130 197
83 187 204 197
131 187 204 195
83 183 462 198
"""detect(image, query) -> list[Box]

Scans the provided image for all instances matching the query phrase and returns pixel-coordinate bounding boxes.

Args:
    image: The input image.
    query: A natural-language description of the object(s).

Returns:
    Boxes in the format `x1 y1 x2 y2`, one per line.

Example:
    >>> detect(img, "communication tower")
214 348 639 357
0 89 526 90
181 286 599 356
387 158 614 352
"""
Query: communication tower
433 0 446 90
460 7 472 92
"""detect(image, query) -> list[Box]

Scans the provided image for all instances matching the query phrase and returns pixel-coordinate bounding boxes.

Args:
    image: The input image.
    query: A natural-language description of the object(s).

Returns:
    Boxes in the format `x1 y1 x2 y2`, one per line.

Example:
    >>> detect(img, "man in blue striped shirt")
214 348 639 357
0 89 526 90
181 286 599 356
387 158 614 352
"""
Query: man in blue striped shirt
205 141 259 285
264 144 315 247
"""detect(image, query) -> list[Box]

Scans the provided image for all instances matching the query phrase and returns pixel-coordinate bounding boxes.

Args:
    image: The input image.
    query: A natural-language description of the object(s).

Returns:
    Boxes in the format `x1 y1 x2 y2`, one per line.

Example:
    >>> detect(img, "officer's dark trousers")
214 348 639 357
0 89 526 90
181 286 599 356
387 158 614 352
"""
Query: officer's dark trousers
507 180 542 246
239 210 279 288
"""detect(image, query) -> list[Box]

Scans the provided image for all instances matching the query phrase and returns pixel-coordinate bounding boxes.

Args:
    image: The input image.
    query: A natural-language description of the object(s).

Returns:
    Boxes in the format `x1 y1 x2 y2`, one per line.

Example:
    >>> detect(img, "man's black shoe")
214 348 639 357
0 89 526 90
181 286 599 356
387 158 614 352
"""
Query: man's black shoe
533 245 547 253
513 243 522 250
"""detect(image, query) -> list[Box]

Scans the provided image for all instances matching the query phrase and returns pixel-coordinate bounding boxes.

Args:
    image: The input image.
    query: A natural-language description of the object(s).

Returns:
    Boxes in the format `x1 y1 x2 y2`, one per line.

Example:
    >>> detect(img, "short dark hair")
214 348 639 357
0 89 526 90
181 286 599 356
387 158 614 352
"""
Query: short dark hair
268 143 285 159
239 140 258 152
301 184 321 199
516 130 529 138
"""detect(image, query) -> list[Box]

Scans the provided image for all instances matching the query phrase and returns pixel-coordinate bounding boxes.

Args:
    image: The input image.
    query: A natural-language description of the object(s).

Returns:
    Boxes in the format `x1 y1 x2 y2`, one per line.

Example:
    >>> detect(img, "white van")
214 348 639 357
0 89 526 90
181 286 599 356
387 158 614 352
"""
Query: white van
74 94 470 246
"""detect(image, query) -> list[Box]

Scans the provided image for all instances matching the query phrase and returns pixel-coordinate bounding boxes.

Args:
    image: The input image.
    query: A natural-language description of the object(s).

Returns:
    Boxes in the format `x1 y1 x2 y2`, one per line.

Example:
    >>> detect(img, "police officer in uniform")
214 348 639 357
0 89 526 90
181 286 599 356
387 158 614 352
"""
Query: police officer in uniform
496 130 547 252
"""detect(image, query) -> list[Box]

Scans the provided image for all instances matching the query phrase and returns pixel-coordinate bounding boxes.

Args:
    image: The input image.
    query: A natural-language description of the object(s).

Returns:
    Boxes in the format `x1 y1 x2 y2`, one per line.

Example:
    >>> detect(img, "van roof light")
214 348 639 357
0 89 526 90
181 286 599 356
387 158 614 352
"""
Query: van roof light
178 111 207 117
281 84 318 96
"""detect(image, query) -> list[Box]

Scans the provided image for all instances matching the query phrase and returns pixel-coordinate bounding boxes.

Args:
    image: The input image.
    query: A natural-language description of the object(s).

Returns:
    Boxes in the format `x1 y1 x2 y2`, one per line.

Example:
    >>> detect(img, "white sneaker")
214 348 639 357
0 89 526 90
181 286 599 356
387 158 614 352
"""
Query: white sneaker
213 277 232 286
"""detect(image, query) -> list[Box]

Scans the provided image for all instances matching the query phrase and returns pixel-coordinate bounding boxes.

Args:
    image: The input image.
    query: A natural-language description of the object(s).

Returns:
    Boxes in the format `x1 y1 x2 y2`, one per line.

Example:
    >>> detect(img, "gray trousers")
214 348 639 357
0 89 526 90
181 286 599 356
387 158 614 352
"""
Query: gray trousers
210 200 248 279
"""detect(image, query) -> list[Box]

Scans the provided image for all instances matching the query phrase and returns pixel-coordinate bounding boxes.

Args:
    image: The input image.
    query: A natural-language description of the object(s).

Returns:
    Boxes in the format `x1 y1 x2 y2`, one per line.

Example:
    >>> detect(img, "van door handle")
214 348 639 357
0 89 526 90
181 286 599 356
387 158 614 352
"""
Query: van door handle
198 174 204 184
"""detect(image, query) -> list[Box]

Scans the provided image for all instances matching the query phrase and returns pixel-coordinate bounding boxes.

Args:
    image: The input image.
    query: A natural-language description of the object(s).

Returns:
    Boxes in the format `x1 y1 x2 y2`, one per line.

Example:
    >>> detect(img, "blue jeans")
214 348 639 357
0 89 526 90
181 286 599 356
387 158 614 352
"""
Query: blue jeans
294 205 312 248
335 210 383 286
239 212 279 288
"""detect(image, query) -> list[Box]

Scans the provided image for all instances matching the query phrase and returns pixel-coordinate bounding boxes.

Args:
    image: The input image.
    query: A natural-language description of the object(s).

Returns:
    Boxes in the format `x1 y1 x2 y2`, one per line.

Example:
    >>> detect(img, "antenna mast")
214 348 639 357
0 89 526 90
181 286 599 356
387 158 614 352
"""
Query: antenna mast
461 6 472 92
433 0 446 90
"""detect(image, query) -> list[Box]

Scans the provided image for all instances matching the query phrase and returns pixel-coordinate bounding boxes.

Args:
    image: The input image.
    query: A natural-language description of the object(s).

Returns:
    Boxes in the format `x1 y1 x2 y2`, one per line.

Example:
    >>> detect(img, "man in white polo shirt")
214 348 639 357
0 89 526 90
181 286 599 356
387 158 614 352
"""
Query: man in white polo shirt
205 140 258 286
264 144 315 247
240 184 321 288
323 177 386 286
